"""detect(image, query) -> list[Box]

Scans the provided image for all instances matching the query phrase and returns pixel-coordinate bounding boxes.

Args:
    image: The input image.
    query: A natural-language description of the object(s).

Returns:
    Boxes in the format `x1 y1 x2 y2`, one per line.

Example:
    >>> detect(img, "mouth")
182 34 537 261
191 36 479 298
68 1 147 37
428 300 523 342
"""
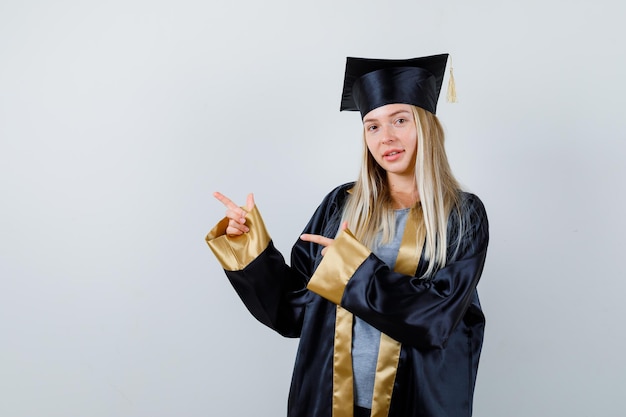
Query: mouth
383 149 405 158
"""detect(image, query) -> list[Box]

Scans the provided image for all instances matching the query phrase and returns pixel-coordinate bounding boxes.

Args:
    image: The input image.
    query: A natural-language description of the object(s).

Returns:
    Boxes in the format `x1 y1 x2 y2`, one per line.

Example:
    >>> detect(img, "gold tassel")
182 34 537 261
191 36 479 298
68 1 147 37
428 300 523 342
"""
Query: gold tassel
446 63 457 103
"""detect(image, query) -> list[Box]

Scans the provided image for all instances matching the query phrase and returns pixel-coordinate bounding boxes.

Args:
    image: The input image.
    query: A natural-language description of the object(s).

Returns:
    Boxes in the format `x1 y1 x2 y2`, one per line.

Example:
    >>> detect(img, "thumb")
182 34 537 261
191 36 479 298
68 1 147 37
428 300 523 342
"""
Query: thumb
340 221 349 231
246 193 255 211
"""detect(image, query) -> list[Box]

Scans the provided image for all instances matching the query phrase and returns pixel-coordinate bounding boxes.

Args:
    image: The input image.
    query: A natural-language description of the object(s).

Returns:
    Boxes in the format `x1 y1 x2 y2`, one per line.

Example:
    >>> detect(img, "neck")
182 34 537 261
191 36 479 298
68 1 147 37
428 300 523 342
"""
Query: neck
387 174 419 209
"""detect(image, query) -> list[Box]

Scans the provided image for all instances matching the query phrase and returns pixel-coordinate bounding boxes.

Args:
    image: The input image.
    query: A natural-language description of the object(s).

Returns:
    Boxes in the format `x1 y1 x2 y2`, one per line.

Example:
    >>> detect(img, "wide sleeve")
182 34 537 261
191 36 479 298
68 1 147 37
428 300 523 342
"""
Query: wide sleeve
307 193 489 349
205 184 350 338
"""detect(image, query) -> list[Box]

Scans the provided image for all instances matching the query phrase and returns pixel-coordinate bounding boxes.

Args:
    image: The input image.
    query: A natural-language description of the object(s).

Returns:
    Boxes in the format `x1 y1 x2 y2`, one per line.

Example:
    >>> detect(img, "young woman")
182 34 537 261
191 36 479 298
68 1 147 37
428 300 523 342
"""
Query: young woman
206 54 489 417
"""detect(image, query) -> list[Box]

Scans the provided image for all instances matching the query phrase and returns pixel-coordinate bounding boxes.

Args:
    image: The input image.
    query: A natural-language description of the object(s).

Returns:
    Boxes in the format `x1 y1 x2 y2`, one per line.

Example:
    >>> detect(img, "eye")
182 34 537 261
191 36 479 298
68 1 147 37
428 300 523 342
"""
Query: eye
366 124 378 132
395 118 406 125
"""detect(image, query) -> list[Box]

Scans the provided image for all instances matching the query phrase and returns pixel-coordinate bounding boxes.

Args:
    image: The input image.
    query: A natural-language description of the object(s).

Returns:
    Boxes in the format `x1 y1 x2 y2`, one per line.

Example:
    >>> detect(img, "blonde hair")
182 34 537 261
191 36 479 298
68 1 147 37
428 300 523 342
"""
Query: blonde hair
340 106 462 277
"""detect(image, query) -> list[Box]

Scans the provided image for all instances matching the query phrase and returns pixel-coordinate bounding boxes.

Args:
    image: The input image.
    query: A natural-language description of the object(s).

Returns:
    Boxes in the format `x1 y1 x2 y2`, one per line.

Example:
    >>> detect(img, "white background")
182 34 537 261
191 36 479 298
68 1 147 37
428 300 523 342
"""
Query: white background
1 0 625 416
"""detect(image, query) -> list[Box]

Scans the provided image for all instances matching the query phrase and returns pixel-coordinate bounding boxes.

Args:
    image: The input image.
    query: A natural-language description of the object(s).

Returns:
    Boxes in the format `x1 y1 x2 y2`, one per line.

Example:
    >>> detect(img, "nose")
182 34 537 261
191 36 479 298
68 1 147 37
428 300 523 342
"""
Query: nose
380 125 395 144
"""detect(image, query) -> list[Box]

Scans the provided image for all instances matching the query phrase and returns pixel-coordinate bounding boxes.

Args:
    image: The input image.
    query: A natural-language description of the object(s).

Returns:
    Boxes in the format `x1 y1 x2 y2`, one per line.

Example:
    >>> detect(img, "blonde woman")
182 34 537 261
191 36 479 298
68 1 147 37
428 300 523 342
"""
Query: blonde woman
207 54 489 417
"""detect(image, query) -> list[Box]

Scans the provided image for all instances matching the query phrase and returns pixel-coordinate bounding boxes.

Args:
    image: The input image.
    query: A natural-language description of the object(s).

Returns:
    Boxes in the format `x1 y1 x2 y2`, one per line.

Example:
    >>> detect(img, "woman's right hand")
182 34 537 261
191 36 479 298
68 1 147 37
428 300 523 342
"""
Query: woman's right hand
213 192 255 236
300 221 348 256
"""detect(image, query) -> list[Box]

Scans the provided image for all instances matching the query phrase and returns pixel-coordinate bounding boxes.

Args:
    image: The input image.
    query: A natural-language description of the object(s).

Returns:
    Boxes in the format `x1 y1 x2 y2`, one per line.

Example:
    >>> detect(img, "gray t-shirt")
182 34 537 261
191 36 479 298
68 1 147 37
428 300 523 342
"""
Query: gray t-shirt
352 208 410 408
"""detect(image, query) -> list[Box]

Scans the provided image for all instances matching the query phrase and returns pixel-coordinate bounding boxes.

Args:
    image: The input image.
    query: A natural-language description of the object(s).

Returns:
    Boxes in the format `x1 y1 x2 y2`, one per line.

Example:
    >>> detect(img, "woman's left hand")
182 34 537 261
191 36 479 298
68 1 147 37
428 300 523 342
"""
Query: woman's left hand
300 221 348 256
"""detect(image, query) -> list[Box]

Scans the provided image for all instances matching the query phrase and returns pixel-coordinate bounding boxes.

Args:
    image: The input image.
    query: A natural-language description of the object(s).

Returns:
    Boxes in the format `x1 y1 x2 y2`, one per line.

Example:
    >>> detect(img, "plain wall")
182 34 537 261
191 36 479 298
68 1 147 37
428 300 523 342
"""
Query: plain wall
1 0 625 416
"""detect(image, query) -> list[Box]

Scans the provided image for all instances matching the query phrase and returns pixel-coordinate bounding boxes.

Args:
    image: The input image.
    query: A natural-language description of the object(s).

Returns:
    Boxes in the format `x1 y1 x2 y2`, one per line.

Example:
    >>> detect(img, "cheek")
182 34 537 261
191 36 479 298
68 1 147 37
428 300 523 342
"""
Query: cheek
410 143 418 160
407 132 418 155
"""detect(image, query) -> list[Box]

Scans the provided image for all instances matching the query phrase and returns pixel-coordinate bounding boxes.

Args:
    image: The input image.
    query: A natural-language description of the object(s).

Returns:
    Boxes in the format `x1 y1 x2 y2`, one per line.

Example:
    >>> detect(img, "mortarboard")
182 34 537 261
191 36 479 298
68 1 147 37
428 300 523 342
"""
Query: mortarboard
340 54 450 118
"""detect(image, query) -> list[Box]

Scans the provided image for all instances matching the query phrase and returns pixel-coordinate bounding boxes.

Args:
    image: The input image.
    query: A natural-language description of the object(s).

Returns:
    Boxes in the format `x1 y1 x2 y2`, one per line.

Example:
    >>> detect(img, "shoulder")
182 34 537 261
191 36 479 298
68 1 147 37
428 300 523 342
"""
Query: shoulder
303 182 354 236
318 182 355 209
327 182 355 198
457 192 488 223
448 191 489 254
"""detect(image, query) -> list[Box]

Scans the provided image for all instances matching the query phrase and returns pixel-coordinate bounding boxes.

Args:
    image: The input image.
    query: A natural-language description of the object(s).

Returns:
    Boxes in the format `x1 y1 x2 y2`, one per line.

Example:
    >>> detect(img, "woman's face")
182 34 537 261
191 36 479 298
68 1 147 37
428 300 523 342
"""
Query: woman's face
363 103 418 179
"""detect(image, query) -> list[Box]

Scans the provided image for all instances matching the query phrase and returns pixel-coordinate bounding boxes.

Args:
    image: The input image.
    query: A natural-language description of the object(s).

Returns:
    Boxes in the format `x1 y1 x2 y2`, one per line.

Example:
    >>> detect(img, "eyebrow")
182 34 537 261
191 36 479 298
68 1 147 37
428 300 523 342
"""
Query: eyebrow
363 109 412 124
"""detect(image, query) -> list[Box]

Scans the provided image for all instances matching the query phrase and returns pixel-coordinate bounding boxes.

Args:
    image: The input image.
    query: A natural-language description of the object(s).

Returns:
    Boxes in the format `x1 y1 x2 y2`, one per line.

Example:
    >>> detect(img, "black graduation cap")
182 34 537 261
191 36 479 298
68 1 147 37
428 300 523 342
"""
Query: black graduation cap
340 54 449 118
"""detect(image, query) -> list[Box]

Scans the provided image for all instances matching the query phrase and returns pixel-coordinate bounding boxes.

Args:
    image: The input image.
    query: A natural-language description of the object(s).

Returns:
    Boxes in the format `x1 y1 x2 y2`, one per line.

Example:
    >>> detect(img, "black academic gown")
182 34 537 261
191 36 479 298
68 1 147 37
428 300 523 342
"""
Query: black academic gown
206 182 489 417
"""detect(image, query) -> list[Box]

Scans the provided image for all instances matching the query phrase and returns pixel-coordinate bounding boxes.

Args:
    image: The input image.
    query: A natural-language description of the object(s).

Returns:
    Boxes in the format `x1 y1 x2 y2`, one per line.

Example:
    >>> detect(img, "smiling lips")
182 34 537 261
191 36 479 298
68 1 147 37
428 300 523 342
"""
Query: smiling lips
383 149 405 161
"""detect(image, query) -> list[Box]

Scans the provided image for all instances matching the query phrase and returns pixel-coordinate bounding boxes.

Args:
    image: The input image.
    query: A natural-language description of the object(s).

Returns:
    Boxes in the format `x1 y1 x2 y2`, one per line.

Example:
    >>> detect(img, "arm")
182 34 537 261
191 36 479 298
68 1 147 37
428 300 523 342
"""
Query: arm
206 203 309 337
206 186 350 337
307 194 489 349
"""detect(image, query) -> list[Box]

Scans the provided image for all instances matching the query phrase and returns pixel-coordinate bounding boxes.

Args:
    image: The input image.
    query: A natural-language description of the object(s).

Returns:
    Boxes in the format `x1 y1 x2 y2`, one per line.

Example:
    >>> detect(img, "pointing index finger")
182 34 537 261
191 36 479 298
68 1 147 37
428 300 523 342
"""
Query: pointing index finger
300 233 334 247
213 192 240 211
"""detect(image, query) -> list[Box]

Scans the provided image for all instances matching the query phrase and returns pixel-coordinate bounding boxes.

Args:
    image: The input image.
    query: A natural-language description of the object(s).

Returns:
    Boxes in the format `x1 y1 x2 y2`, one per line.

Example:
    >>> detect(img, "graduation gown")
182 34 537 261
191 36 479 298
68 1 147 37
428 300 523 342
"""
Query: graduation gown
206 183 489 417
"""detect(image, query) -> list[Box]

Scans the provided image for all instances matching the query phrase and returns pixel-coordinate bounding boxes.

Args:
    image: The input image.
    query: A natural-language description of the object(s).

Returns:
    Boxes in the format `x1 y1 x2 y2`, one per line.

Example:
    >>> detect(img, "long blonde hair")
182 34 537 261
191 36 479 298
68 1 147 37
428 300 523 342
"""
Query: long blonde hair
340 106 462 277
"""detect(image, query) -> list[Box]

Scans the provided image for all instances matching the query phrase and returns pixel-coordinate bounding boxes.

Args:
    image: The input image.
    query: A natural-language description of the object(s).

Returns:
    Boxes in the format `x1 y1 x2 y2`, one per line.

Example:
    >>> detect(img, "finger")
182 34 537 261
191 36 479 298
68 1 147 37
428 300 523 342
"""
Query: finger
246 193 255 211
300 233 334 247
226 226 243 236
225 208 247 224
226 219 249 235
340 221 348 231
213 192 240 211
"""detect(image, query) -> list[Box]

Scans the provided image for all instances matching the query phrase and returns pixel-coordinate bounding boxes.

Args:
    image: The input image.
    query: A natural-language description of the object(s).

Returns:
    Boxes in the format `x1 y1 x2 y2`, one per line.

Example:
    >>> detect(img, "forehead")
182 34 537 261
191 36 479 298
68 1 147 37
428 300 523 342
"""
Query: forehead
363 103 413 122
